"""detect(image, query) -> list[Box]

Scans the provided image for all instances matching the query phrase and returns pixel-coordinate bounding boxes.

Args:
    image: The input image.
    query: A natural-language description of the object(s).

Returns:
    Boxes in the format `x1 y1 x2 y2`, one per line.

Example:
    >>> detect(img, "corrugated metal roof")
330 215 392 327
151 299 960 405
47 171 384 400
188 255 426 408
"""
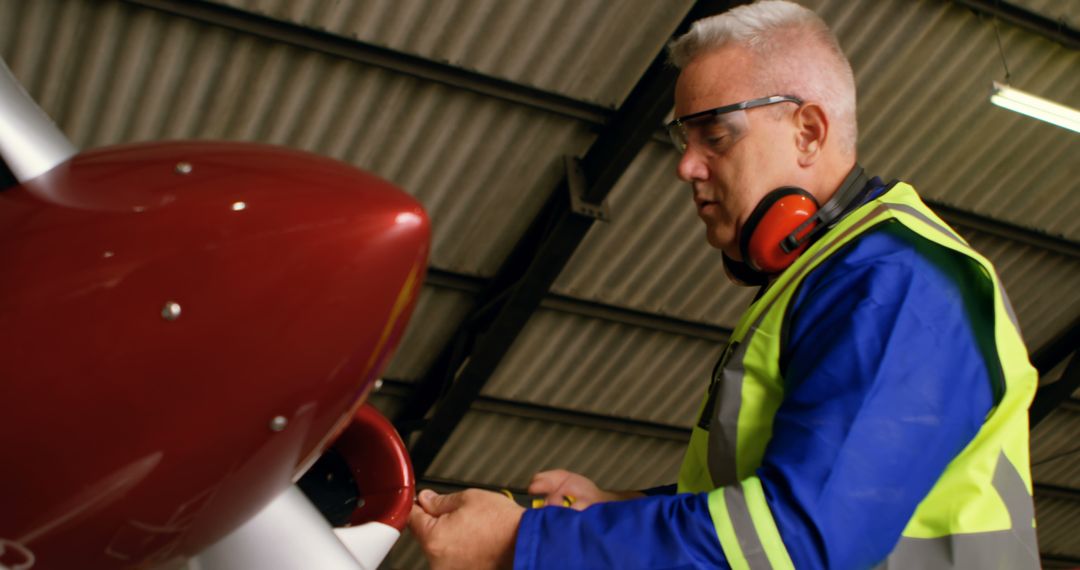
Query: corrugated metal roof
481 307 720 426
1035 495 1080 559
204 0 694 107
382 284 474 381
812 0 1080 242
427 409 685 490
553 142 759 328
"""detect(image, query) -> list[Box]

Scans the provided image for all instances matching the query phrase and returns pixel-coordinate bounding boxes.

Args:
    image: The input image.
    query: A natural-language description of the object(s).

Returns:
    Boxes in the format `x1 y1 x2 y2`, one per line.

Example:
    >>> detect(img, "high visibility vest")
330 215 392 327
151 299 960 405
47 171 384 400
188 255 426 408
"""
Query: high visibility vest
677 183 1039 569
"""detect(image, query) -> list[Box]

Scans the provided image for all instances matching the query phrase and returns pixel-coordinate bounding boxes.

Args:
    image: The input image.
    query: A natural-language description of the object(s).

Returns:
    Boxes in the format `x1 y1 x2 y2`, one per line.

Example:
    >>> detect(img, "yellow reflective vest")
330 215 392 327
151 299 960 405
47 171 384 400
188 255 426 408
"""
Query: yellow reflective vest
677 182 1039 569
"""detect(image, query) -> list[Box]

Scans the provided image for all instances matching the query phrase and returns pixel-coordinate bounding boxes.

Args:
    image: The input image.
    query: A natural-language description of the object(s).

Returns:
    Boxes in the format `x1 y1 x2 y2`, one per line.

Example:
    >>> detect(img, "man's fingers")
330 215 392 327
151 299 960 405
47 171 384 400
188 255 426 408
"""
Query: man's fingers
417 489 464 516
408 503 437 541
543 494 569 507
527 469 566 495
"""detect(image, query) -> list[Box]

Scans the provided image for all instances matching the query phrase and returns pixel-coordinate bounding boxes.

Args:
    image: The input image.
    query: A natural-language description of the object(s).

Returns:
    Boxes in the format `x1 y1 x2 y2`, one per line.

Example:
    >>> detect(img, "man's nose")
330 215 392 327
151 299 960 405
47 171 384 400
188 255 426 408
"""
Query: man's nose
676 148 707 182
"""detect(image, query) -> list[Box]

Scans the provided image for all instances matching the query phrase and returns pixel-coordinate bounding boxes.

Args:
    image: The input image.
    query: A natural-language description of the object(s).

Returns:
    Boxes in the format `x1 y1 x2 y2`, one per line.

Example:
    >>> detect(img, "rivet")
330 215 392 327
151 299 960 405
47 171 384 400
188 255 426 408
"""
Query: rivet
161 301 181 321
269 416 288 432
175 162 193 175
373 379 384 392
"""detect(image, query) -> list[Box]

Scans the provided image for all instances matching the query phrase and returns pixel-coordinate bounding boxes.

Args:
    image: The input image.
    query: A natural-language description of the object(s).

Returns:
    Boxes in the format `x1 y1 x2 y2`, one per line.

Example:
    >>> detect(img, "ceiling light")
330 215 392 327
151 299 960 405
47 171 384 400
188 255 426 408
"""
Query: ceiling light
990 81 1080 134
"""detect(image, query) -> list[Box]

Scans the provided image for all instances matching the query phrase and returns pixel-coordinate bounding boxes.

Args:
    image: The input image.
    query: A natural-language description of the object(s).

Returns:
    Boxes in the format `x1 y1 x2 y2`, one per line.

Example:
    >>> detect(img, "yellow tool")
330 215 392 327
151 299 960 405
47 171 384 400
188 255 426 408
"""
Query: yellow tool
501 489 575 508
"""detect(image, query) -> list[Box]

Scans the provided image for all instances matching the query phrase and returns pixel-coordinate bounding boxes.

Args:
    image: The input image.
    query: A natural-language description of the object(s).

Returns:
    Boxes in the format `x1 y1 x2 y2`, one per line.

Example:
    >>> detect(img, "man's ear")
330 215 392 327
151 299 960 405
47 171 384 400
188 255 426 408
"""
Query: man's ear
794 102 828 167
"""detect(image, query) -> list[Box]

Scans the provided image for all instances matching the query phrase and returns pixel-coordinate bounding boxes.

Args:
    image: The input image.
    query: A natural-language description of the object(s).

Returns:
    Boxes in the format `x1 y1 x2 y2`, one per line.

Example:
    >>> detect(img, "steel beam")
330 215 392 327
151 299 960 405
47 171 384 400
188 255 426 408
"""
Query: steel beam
1032 317 1080 377
396 0 743 477
929 201 1080 259
951 0 1080 49
1030 316 1080 426
1031 348 1080 426
1035 483 1080 503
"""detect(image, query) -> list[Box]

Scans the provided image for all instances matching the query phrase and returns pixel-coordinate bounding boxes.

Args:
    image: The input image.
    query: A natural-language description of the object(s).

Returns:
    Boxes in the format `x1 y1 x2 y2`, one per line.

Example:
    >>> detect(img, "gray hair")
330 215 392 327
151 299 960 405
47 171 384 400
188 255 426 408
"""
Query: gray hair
668 0 857 156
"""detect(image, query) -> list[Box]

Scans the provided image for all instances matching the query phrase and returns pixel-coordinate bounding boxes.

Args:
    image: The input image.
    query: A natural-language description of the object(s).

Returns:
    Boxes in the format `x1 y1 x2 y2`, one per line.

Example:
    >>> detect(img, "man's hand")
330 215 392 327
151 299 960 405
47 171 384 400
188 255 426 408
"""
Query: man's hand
528 469 643 510
408 488 525 570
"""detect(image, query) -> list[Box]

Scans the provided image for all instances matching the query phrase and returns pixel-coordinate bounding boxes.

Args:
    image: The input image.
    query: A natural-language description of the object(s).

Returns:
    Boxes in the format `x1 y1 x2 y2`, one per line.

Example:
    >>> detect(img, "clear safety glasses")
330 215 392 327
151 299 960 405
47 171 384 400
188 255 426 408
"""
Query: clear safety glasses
665 95 803 155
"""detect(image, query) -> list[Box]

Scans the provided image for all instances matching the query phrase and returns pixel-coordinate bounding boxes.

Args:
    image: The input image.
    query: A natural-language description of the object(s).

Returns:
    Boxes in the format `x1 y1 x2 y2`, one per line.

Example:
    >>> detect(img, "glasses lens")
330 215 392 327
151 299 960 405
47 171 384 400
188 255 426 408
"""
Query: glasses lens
681 109 749 155
667 122 688 153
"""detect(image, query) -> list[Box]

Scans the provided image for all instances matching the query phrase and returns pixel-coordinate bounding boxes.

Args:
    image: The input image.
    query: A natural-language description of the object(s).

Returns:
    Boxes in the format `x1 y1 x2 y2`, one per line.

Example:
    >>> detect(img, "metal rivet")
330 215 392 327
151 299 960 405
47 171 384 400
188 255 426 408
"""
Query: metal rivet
373 379 384 392
175 162 193 175
269 416 288 432
161 301 181 321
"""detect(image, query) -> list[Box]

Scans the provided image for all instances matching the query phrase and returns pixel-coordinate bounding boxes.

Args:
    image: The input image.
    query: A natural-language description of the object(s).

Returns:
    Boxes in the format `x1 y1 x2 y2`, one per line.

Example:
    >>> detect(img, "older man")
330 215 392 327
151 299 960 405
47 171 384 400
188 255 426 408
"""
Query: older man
410 2 1039 568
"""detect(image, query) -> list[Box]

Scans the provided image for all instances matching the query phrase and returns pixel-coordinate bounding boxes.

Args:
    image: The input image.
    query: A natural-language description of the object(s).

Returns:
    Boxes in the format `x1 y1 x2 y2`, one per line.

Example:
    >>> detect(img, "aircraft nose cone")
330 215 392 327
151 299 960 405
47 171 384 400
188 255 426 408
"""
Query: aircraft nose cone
0 141 429 568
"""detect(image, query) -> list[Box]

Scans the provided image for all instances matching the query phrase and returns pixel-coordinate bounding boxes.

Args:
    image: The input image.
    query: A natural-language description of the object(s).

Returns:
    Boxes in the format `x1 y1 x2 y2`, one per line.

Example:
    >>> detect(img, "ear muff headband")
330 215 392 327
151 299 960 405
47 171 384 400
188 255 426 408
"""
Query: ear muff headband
783 165 867 253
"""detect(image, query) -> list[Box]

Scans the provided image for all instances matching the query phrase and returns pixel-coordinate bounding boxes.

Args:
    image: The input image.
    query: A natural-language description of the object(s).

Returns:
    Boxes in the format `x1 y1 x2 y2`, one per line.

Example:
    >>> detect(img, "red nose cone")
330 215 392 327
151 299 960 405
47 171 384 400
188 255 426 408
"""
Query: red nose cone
746 193 818 274
0 141 429 568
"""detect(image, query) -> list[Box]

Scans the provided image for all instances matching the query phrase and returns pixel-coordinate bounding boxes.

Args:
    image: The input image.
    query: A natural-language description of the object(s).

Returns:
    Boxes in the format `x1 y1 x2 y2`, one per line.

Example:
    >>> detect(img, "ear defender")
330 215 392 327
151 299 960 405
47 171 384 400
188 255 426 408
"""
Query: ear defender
739 187 820 274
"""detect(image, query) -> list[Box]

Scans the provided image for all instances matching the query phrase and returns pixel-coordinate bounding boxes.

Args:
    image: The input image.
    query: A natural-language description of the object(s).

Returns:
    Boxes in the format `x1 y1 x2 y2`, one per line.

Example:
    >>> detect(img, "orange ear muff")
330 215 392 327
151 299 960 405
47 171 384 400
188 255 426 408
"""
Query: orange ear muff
740 187 819 274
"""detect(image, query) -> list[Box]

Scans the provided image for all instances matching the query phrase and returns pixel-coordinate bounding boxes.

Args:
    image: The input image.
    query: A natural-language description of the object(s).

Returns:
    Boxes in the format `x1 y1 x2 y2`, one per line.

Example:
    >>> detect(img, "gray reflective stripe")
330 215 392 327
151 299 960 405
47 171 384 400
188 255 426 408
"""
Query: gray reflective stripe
992 451 1040 564
877 531 1041 570
708 339 747 486
724 484 774 569
875 453 1039 570
886 203 1021 332
706 204 891 486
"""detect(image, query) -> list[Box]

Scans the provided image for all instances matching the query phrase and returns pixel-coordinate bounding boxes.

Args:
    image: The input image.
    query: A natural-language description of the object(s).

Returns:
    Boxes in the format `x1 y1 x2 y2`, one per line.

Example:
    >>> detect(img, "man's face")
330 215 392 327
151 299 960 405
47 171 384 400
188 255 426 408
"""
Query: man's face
673 47 802 259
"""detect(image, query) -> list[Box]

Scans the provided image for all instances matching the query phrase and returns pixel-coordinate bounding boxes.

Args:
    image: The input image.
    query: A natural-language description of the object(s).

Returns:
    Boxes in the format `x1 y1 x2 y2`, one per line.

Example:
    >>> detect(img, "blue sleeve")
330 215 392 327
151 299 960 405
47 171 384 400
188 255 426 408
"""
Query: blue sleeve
513 223 994 570
515 493 730 570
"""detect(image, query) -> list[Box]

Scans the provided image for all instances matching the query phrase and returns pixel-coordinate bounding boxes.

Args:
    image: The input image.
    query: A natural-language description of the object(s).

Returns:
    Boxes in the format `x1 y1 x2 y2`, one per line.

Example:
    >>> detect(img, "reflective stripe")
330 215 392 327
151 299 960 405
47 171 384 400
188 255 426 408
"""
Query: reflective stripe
708 487 750 570
706 480 796 570
992 451 1039 564
708 339 748 487
741 478 796 570
724 484 772 569
876 453 1039 569
877 531 1040 570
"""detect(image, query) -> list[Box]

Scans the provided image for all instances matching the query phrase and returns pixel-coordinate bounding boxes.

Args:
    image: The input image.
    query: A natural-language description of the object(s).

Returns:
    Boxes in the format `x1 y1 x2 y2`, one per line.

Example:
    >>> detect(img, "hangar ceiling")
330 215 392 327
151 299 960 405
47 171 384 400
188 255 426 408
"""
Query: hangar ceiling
1 0 1077 567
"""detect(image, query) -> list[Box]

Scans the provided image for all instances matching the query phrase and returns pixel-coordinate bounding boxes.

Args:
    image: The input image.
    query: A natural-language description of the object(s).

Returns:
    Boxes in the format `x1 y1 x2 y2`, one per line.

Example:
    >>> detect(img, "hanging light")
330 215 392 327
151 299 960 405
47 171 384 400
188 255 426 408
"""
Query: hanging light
990 81 1080 134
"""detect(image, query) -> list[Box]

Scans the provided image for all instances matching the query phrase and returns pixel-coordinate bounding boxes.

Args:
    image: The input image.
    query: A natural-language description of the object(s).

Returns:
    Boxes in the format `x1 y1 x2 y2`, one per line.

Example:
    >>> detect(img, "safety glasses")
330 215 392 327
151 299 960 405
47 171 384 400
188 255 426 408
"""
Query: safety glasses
665 95 803 154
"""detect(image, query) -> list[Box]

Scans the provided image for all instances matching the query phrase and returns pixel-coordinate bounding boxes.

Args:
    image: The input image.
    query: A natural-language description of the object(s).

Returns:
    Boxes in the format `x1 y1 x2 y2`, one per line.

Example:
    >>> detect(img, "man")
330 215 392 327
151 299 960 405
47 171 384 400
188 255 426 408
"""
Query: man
410 2 1040 568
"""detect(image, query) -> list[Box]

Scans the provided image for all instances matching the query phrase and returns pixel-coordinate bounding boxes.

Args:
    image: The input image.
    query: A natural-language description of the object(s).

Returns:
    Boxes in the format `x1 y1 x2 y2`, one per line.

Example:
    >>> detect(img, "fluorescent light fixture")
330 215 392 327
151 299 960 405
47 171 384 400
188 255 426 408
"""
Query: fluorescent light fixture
990 81 1080 134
